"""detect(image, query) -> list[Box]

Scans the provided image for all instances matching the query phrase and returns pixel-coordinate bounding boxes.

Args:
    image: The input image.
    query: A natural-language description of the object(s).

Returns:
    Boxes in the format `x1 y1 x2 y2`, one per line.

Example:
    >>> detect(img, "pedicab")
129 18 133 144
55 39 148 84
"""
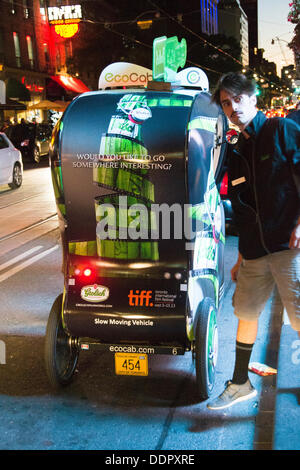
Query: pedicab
45 49 227 399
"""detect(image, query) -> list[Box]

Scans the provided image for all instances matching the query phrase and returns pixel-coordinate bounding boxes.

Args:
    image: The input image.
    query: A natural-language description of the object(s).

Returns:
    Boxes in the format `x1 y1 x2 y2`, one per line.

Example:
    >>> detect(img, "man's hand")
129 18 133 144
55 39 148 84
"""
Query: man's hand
231 252 243 282
289 218 300 249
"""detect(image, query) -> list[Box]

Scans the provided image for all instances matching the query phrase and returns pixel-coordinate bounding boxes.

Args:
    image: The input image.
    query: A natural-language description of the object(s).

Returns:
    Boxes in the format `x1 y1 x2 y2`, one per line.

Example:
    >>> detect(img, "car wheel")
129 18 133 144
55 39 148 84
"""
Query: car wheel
8 163 22 189
33 145 40 163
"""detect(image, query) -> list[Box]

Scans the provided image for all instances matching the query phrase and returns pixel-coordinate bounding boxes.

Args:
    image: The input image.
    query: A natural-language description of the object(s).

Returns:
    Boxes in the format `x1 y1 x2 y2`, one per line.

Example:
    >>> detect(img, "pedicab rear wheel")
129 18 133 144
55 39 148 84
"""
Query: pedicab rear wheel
44 294 79 388
194 298 218 400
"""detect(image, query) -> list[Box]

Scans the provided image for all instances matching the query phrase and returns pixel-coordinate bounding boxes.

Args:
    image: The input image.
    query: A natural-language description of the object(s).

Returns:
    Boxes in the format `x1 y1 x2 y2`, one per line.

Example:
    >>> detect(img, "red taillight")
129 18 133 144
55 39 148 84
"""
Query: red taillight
21 139 29 146
220 172 228 196
74 267 94 277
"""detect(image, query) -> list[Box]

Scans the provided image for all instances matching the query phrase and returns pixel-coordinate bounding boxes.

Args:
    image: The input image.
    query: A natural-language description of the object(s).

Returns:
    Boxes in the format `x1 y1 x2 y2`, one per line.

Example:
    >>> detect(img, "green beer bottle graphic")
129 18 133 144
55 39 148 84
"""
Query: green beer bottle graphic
68 94 193 259
94 94 159 261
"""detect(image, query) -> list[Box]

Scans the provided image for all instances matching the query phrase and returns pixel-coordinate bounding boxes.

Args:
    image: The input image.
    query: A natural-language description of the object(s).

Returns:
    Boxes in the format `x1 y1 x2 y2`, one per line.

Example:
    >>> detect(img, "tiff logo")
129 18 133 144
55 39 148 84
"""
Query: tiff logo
0 340 6 365
128 290 153 307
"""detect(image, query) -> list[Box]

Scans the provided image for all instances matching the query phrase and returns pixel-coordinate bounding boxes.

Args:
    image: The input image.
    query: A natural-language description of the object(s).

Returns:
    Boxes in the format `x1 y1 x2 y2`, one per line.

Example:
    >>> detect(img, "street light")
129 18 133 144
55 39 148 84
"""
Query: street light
271 37 290 66
134 10 160 29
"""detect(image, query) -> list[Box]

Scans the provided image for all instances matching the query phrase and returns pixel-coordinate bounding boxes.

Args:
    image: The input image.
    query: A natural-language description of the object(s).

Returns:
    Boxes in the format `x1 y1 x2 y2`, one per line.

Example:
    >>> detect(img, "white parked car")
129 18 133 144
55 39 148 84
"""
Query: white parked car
0 132 23 189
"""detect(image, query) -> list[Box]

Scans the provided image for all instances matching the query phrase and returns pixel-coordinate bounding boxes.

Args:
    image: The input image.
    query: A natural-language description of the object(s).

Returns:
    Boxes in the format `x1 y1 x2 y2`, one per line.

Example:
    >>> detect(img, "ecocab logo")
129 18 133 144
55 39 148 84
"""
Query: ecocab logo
81 284 110 303
187 69 200 85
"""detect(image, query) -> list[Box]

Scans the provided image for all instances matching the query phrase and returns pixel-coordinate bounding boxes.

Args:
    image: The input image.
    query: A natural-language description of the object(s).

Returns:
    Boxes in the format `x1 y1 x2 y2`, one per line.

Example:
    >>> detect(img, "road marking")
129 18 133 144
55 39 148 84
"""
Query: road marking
0 246 43 272
0 245 59 283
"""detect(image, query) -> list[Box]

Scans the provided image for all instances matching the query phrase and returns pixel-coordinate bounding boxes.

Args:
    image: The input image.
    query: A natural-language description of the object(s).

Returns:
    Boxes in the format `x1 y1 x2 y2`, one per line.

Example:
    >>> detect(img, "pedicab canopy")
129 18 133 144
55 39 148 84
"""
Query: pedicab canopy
50 37 226 345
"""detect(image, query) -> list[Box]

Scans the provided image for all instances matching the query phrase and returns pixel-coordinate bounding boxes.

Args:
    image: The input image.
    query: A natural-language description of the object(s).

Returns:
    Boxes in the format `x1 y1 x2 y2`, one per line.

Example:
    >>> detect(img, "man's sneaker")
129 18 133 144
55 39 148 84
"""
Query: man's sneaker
207 379 257 410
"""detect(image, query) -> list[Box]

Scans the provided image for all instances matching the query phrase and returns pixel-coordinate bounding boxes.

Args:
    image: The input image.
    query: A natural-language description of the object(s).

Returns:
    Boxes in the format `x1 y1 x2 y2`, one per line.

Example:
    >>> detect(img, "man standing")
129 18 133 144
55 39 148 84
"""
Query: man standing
207 72 300 410
286 102 300 126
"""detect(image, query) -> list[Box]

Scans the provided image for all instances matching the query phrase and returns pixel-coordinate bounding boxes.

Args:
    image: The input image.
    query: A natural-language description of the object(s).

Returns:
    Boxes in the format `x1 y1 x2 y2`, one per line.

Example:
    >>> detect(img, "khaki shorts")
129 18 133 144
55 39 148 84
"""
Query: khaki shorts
233 249 300 331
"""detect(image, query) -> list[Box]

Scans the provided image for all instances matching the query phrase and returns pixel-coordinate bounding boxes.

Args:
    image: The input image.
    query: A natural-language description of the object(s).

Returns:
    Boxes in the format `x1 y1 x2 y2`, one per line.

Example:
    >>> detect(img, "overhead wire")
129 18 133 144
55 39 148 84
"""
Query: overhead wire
1 0 292 93
145 0 292 93
100 23 223 76
146 0 244 67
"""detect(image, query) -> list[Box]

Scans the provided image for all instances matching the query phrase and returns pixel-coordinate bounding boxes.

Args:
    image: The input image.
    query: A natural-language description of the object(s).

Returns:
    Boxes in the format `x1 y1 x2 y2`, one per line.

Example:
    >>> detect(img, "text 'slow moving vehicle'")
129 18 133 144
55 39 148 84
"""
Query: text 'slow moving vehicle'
44 62 228 400
0 132 23 189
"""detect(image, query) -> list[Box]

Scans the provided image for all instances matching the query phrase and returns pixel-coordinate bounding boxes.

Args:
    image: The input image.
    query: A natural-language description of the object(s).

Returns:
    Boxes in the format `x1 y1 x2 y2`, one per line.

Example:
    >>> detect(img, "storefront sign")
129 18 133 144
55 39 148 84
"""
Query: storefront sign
21 76 44 93
47 4 82 39
54 23 79 38
48 5 82 22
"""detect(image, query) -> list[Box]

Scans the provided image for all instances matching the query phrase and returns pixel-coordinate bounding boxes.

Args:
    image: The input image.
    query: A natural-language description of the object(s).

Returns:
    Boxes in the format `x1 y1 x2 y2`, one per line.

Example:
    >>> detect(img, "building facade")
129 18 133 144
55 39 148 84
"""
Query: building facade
200 0 219 35
1 0 224 124
240 0 257 68
0 0 90 124
218 0 249 66
0 0 48 122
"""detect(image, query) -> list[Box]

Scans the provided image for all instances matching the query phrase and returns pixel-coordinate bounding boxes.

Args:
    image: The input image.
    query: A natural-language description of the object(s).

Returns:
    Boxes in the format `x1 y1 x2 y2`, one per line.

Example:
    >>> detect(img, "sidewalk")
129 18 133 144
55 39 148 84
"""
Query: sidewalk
214 246 300 451
253 286 300 450
249 288 300 450
273 321 300 450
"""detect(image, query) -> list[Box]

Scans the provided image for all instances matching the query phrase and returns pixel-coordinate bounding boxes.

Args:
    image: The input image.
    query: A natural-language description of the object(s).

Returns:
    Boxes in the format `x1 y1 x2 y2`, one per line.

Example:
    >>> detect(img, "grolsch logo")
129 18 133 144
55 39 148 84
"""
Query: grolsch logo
81 284 110 303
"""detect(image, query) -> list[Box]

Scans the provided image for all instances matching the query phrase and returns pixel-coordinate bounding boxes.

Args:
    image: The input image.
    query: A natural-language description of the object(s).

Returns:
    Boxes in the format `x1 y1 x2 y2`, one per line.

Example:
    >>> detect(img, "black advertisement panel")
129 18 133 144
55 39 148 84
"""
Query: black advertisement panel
58 90 194 343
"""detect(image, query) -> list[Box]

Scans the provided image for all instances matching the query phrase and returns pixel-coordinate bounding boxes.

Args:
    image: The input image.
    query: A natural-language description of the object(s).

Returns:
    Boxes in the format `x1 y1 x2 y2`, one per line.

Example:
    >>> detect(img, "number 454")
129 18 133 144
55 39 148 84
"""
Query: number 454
122 359 141 370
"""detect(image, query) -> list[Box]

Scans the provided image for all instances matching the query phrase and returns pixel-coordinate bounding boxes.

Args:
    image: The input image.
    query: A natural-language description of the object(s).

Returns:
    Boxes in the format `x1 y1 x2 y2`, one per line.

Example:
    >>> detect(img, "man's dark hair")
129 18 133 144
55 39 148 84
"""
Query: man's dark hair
212 72 257 106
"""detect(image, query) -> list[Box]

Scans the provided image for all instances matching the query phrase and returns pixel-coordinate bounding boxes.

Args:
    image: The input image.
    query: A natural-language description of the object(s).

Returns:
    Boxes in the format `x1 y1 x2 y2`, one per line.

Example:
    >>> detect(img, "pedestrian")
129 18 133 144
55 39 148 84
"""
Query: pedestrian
286 102 300 126
207 72 300 410
0 119 10 133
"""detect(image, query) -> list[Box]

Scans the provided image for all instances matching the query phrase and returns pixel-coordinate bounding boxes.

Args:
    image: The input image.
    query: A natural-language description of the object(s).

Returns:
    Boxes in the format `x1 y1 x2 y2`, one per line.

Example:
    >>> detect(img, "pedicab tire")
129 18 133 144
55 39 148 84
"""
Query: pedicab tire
44 294 79 389
194 298 218 400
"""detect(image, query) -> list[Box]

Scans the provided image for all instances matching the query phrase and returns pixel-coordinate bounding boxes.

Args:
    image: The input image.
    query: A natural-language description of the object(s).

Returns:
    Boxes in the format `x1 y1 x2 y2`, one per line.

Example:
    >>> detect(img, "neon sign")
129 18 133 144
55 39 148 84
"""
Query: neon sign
54 23 79 38
22 76 44 93
48 5 82 39
48 5 82 22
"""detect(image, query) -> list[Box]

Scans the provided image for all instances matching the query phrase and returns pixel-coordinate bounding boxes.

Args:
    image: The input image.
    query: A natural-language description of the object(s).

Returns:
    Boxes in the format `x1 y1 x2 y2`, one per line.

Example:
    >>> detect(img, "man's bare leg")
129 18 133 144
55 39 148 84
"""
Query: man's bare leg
236 319 258 344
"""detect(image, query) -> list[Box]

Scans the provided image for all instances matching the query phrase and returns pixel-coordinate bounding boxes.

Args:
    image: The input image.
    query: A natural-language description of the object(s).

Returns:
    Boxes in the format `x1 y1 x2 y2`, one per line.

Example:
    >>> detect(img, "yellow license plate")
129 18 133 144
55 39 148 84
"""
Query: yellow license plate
115 353 148 376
